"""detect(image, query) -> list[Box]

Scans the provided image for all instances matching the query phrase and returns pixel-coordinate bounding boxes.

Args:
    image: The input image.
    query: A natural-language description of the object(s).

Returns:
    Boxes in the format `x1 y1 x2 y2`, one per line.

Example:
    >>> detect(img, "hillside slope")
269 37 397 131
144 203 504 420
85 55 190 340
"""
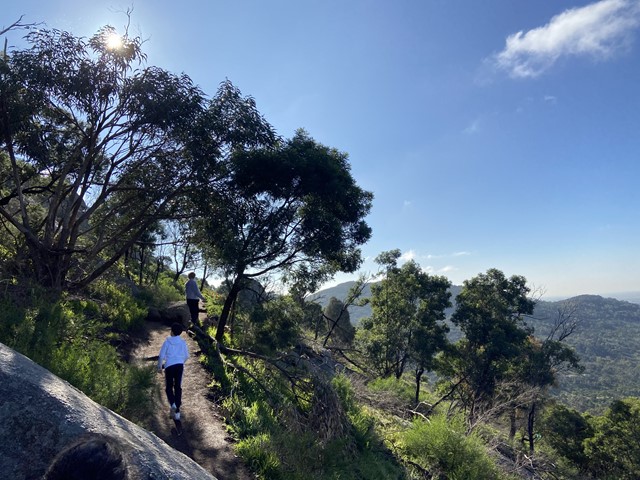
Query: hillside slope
311 282 640 412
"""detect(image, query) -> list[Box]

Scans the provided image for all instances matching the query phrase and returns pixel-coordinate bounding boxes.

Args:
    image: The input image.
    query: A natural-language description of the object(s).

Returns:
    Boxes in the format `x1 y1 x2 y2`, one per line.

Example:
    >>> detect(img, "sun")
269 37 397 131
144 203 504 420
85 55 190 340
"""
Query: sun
105 32 123 50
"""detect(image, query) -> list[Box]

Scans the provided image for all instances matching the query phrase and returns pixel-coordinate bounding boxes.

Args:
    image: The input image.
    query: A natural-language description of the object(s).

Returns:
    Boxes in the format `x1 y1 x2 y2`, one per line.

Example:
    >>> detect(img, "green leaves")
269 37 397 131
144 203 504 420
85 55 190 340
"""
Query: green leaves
357 251 451 381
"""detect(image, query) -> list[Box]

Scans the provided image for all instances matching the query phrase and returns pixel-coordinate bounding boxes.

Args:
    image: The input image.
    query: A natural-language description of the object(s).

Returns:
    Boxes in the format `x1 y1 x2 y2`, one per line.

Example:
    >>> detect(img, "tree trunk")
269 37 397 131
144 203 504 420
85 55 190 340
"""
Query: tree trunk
200 263 208 291
527 402 536 453
215 275 243 343
138 244 146 285
509 408 517 440
415 367 424 404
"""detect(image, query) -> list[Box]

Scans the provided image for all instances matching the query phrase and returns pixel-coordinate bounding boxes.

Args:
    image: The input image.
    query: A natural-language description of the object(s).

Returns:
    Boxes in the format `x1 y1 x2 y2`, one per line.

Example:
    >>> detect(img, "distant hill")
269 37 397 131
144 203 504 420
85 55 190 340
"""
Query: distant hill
532 295 640 412
603 291 640 304
310 282 640 413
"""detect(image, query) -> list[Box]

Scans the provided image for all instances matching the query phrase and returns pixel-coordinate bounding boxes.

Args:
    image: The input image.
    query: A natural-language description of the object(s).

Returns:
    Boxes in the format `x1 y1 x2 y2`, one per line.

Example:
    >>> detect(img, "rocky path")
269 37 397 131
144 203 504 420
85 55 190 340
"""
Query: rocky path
131 318 254 480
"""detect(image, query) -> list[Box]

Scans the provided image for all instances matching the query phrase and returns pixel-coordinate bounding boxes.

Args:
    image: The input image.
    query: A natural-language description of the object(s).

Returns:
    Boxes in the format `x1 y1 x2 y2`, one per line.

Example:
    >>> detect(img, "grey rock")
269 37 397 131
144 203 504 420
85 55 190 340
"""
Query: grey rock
161 302 191 326
0 342 216 480
146 307 162 323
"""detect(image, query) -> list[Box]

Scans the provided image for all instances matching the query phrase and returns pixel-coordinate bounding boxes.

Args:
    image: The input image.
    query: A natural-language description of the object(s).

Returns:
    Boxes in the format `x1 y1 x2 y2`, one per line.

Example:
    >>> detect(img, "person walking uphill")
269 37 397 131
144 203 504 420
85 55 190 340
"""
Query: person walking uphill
158 323 190 421
185 272 206 326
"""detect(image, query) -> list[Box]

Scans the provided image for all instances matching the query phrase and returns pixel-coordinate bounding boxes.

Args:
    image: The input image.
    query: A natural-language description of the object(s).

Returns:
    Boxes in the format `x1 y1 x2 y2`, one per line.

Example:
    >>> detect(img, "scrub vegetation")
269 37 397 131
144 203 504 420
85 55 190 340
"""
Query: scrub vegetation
1 20 637 479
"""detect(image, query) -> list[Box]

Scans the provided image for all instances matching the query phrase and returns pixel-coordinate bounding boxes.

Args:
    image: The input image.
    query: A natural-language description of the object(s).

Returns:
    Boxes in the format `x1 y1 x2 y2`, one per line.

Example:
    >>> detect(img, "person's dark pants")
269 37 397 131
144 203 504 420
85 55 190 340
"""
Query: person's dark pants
164 364 184 411
187 298 200 324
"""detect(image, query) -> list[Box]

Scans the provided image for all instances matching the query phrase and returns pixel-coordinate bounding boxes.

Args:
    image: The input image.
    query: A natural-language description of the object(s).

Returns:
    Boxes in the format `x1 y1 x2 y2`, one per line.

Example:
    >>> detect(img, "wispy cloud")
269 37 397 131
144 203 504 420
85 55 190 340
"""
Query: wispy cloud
494 0 640 78
439 265 457 273
463 119 481 134
400 250 416 262
400 250 472 262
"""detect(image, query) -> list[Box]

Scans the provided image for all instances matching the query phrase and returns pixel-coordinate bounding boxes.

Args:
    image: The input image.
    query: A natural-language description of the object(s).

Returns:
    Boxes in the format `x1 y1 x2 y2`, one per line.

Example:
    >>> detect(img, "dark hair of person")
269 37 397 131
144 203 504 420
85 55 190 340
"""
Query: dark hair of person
171 322 184 336
44 434 129 480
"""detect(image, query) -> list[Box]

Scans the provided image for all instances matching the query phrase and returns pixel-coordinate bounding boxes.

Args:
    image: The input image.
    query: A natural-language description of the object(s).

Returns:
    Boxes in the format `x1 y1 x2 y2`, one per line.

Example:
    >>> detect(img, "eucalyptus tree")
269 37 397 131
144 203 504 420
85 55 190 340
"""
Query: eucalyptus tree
0 25 274 292
0 26 205 290
583 398 640 479
445 268 535 426
409 276 451 403
357 249 451 392
511 304 582 452
322 296 355 346
195 130 373 343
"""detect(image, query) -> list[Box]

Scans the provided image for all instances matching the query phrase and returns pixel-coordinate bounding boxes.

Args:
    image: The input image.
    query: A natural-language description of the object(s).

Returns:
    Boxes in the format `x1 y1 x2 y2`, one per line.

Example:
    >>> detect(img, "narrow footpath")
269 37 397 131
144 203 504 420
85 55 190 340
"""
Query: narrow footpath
131 316 254 480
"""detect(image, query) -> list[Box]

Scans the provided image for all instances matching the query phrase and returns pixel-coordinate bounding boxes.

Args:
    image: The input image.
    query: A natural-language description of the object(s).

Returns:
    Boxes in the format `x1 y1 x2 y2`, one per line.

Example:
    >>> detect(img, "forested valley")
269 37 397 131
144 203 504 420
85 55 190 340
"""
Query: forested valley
1 20 638 479
314 282 640 413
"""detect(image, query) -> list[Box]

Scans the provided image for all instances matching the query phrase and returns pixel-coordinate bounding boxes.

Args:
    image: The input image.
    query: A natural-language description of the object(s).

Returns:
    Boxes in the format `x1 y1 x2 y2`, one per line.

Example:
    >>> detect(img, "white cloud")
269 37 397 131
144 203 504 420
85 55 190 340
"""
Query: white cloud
403 251 474 261
463 119 481 134
495 0 640 78
400 250 416 262
439 265 457 273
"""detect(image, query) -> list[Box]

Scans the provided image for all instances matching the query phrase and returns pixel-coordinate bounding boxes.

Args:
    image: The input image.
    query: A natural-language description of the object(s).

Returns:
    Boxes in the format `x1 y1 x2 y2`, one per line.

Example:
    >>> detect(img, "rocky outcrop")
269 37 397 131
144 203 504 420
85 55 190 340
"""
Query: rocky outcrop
146 302 191 326
0 342 217 480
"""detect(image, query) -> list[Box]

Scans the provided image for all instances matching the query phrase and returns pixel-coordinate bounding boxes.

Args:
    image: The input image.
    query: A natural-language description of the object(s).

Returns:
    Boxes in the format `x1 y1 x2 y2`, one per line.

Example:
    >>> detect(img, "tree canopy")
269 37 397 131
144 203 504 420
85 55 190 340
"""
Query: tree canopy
445 268 535 425
357 249 451 402
195 130 373 342
0 26 212 290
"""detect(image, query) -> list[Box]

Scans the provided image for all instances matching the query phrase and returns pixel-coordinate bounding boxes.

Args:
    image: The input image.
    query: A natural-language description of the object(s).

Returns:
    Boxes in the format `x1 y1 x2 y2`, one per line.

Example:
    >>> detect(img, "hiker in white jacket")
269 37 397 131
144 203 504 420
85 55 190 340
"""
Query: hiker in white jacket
158 323 190 421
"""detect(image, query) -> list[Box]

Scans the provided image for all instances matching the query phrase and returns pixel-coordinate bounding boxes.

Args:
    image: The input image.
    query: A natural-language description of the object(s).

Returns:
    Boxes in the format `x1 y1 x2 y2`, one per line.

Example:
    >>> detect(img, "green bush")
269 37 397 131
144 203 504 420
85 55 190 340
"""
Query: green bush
50 337 154 414
0 299 33 353
0 289 154 419
136 274 183 308
583 398 640 480
236 433 282 479
247 297 301 354
540 403 592 468
368 376 417 404
224 399 277 439
90 280 147 330
332 374 357 412
400 413 499 480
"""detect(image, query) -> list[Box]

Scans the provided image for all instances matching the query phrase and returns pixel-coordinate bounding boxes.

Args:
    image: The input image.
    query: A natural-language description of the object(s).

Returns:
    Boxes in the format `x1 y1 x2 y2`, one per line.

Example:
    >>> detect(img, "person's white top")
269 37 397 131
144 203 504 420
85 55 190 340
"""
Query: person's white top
158 335 189 369
185 278 205 301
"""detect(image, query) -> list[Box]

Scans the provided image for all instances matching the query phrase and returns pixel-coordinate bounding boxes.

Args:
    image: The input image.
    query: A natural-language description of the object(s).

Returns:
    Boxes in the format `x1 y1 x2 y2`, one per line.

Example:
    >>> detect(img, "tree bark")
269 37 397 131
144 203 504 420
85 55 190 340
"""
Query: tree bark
509 408 517 440
415 367 424 404
527 402 536 453
215 275 243 343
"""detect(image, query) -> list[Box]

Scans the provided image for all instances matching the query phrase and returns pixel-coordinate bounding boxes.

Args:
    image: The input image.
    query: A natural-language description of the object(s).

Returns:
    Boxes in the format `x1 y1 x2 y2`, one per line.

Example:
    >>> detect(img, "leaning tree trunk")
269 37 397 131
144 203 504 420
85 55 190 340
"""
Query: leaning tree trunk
215 275 243 343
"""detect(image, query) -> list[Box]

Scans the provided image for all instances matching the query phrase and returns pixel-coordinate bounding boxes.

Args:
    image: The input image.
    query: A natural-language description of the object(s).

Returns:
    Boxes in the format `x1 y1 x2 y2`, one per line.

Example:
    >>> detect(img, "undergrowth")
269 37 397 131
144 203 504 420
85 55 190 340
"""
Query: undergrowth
219 359 406 480
0 283 154 421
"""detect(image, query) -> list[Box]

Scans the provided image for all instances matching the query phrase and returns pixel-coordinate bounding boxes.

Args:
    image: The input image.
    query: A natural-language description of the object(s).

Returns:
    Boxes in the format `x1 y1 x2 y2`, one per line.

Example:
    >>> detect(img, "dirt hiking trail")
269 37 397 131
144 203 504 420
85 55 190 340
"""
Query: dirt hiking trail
131 316 254 480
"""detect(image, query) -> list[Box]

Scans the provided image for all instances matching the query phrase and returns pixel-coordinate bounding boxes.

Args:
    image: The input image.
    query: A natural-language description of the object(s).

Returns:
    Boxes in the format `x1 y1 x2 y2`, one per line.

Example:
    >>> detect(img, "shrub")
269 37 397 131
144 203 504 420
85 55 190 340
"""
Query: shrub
368 376 417 404
400 413 499 480
583 398 640 480
0 290 154 419
136 274 183 308
90 280 147 330
236 434 282 479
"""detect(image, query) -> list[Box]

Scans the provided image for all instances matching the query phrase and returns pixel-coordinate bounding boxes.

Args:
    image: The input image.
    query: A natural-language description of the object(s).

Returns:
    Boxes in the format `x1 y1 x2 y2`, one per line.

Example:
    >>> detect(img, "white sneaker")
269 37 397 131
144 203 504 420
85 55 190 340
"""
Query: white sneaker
174 411 181 421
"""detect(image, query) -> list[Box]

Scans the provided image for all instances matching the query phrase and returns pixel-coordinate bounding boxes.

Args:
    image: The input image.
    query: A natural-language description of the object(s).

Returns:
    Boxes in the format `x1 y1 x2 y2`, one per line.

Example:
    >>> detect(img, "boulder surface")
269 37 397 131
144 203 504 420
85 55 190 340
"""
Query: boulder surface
0 342 217 480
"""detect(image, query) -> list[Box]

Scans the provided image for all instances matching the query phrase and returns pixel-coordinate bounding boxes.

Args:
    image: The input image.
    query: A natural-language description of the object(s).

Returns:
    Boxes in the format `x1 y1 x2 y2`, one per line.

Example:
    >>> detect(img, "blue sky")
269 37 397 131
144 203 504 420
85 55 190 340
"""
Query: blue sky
4 0 640 298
